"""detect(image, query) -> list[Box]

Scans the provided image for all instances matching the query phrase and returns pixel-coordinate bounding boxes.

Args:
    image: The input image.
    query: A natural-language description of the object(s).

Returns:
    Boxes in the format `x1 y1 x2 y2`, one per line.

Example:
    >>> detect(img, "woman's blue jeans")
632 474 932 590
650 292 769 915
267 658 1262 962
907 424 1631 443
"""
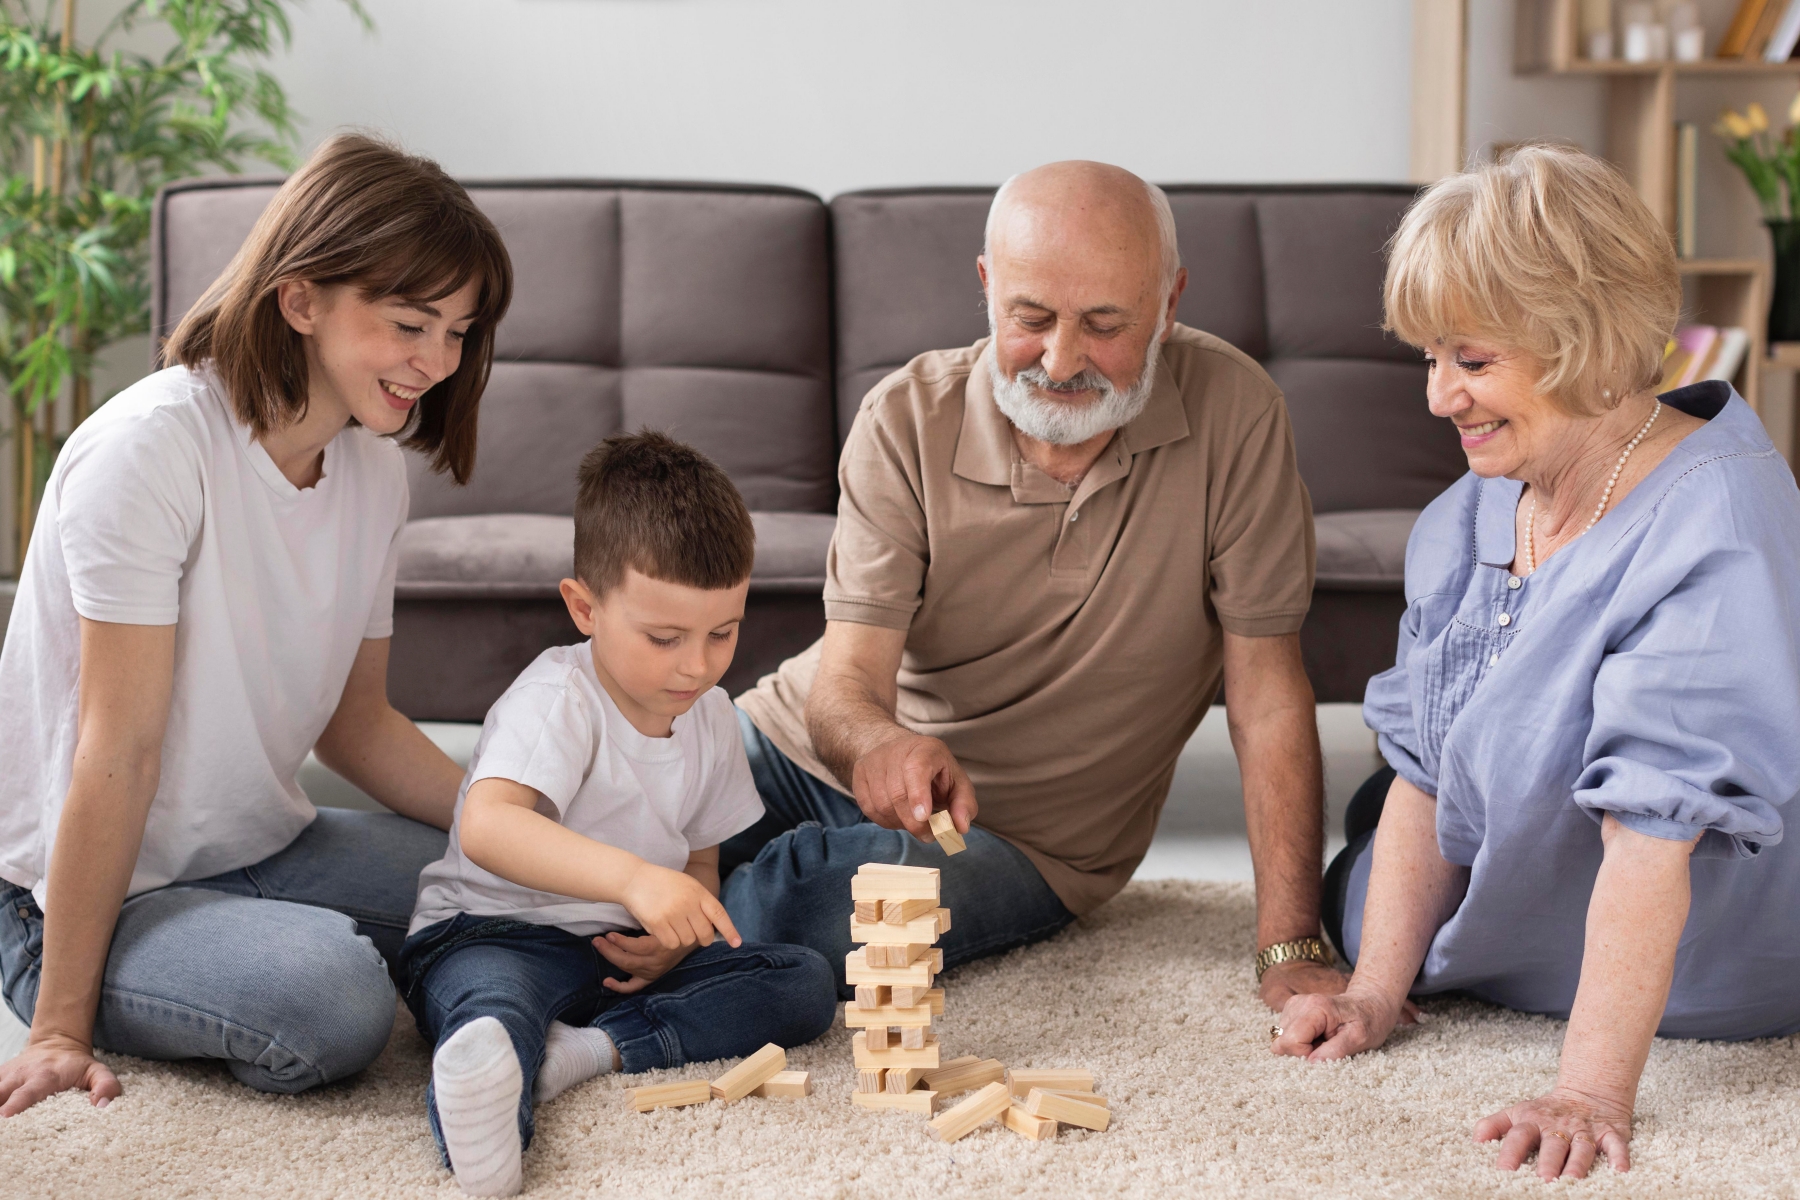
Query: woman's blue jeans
721 707 1076 998
0 808 446 1093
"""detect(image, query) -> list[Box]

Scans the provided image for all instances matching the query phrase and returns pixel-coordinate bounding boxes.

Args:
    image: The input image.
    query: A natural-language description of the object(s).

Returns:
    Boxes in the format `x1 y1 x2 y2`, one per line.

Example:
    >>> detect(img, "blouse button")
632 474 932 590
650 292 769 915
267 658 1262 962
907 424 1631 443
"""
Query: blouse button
1507 577 1522 590
1490 654 1500 666
1497 612 1512 627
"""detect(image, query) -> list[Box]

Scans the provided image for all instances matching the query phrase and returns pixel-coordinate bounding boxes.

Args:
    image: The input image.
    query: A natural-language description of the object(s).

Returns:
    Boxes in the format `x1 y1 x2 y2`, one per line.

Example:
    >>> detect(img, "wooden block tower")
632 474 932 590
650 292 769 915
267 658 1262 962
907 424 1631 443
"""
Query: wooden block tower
847 863 952 1115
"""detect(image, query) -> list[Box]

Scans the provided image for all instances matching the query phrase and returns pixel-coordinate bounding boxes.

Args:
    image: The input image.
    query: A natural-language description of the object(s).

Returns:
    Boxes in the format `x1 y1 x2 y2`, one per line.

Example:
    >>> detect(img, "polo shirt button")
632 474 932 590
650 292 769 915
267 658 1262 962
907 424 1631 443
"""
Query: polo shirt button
1069 510 1080 522
1507 576 1522 590
1497 612 1512 627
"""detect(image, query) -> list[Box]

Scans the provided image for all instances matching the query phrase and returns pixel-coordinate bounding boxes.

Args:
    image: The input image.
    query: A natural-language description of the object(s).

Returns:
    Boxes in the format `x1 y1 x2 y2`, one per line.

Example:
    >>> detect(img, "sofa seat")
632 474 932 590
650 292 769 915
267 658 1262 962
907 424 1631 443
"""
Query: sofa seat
1312 509 1417 592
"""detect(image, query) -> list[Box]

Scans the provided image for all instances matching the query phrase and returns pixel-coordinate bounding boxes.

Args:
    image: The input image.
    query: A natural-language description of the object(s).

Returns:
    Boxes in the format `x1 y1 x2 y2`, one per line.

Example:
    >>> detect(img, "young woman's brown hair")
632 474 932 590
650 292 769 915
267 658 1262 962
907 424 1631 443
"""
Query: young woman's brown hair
163 134 513 484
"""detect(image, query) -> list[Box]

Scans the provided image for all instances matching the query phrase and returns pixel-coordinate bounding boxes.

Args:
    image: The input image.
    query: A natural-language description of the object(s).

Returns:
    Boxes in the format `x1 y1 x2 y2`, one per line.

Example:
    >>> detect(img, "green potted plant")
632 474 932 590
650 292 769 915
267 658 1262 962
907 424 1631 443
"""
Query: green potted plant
1716 96 1800 348
1 0 367 570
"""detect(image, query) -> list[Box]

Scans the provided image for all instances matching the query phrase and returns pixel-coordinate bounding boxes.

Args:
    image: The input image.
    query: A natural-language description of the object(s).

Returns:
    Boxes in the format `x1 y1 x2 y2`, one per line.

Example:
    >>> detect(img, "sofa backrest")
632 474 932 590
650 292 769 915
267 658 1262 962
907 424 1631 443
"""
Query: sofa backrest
828 186 1466 514
151 179 838 517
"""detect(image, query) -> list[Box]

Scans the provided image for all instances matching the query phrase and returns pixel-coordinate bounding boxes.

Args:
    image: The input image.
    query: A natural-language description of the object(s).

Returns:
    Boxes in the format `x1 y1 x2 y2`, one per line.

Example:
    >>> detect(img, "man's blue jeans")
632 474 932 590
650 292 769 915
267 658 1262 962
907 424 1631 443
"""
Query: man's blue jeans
0 808 447 1093
398 915 835 1161
722 708 1075 998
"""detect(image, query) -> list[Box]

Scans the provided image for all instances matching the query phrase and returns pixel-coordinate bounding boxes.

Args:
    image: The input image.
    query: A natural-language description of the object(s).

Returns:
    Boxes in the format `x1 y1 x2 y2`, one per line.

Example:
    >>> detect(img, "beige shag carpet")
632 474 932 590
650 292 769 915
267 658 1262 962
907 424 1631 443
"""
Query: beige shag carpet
2 880 1797 1199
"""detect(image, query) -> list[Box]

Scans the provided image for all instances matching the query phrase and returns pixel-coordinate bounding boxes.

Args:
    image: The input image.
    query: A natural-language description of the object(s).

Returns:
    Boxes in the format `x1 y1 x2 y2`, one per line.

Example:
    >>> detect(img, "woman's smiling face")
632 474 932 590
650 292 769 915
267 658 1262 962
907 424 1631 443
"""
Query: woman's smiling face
1423 335 1562 479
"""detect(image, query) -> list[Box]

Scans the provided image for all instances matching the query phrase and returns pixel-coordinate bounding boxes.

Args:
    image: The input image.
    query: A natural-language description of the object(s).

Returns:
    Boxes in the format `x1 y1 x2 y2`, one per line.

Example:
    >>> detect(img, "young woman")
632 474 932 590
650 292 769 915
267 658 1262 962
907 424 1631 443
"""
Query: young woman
0 134 513 1115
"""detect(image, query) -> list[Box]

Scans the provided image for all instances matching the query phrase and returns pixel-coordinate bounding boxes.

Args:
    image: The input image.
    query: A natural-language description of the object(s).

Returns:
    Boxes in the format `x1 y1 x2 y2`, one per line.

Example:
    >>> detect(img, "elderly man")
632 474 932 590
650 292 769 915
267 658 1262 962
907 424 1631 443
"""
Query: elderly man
722 160 1341 1010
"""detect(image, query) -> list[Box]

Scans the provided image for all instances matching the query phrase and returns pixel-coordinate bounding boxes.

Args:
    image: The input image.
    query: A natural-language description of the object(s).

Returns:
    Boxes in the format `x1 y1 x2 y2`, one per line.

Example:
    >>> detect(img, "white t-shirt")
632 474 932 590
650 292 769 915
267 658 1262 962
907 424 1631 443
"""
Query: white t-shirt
0 366 409 908
410 643 764 937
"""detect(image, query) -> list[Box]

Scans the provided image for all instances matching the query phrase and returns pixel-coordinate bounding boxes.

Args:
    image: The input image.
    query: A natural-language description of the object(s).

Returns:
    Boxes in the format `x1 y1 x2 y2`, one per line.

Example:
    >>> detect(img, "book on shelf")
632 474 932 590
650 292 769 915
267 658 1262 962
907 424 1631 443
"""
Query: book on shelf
1767 0 1800 59
1748 0 1789 58
1720 0 1800 59
1675 122 1698 258
1661 326 1749 390
1719 0 1773 57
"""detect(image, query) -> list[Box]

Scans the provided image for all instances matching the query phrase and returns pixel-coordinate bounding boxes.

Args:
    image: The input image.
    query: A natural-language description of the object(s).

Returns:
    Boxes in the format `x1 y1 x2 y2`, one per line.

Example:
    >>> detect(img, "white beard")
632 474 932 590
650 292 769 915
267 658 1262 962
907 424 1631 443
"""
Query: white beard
987 327 1162 446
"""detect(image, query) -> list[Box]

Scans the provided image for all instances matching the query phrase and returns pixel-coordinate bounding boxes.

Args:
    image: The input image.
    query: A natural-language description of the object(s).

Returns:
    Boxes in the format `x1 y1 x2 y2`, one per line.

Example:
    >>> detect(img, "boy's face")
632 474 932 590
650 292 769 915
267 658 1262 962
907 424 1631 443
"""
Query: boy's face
559 568 749 738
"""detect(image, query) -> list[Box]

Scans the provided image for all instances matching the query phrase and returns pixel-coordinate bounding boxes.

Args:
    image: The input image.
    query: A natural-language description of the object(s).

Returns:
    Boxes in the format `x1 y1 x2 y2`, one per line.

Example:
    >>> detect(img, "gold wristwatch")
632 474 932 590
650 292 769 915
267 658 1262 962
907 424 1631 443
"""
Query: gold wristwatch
1254 936 1333 982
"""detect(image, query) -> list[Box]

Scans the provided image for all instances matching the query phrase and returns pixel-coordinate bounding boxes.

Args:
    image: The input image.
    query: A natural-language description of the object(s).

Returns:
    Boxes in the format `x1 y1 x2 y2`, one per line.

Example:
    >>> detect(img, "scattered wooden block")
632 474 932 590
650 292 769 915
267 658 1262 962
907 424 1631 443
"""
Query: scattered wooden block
851 1030 940 1068
1001 1103 1058 1141
852 874 938 902
928 809 966 855
854 900 881 923
851 1089 937 1115
928 1081 1012 1142
919 1056 1003 1096
1006 1068 1096 1098
900 1025 926 1050
1044 1090 1109 1108
625 1079 713 1112
853 984 890 1010
885 1065 931 1093
842 996 939 1028
880 898 939 923
855 1068 886 1094
889 984 932 1008
1023 1088 1110 1131
844 948 940 987
752 1070 811 1099
850 911 944 944
710 1043 787 1103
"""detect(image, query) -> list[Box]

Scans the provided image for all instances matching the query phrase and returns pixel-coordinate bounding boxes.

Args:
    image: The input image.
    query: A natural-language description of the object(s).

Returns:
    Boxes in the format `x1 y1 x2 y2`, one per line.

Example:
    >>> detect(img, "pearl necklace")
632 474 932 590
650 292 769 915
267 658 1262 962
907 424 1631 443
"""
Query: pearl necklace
1521 399 1661 577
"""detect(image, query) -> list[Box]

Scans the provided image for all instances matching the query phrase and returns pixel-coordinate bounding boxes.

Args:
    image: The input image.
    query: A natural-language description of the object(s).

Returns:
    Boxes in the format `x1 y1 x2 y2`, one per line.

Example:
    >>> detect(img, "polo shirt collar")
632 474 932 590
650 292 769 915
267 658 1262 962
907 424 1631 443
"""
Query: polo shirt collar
954 339 1191 498
1476 476 1524 567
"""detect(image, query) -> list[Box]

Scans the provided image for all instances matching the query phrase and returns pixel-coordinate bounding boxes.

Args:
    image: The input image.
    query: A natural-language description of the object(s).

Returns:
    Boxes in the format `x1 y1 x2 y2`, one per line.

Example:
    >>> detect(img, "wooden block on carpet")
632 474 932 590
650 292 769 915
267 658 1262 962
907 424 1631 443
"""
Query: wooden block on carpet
885 1065 931 1093
752 1071 811 1099
929 1081 1011 1142
1002 1103 1058 1141
710 1043 786 1103
853 984 890 1009
880 898 940 924
850 911 944 945
853 874 939 903
1044 1090 1109 1108
919 1057 1003 1096
842 995 941 1028
1007 1068 1096 1098
856 1068 886 1094
625 1079 713 1112
928 809 966 855
852 1030 941 1068
851 1089 937 1115
1024 1088 1110 1131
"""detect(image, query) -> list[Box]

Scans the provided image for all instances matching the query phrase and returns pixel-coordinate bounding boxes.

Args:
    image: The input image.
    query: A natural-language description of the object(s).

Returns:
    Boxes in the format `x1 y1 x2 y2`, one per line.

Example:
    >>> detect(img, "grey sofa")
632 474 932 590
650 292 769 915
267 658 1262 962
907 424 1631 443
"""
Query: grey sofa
151 178 1463 720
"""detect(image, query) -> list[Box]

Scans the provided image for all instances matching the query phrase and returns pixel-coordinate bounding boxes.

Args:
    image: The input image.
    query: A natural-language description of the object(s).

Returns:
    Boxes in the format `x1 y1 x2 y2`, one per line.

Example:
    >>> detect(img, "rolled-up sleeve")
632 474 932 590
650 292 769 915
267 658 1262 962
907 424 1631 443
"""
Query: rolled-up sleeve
1575 530 1799 859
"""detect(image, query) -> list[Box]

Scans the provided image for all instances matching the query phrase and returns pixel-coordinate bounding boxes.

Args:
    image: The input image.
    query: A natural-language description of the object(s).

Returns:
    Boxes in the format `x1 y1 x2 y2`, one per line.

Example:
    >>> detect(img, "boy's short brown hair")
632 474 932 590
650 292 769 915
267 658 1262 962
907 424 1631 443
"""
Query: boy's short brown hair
573 431 755 597
163 133 513 484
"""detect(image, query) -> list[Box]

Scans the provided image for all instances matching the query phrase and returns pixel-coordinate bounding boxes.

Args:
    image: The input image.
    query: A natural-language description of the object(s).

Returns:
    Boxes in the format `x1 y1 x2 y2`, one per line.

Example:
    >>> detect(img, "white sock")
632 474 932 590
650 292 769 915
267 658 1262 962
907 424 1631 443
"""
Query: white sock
533 1021 617 1103
434 1017 524 1197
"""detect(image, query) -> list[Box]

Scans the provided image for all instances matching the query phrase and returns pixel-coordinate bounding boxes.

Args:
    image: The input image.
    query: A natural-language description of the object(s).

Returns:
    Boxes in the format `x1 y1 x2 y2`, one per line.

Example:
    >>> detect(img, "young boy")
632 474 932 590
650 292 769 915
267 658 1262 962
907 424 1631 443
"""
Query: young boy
399 432 835 1196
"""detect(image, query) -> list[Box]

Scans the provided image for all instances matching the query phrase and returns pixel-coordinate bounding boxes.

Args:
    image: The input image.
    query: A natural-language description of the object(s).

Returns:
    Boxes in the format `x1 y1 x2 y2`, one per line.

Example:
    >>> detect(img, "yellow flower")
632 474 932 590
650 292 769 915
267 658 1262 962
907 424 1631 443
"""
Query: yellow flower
1721 109 1755 139
1788 90 1800 127
1748 102 1770 132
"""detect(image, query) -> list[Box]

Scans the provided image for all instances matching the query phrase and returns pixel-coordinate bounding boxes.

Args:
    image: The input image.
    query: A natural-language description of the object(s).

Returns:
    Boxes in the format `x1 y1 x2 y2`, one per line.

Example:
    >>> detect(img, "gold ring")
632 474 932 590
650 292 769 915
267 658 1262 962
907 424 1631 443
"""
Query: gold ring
1543 1130 1572 1145
1269 1025 1282 1040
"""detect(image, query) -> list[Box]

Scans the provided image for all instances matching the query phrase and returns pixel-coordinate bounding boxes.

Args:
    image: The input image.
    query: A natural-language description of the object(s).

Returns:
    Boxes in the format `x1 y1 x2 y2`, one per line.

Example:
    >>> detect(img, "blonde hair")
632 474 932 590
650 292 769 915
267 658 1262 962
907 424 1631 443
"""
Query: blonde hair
1383 143 1679 415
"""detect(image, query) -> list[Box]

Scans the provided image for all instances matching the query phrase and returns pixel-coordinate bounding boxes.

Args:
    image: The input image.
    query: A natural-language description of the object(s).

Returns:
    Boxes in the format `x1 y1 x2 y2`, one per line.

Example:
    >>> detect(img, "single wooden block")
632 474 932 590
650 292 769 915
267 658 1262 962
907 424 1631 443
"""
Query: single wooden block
854 900 881 923
919 1056 1004 1096
1006 1068 1096 1098
853 984 890 1010
928 1081 1012 1143
889 985 932 1009
850 1089 938 1115
928 809 966 855
900 1025 926 1050
885 1065 931 1093
1023 1088 1111 1132
880 898 939 924
844 948 939 987
1043 1090 1109 1108
851 1030 940 1069
1001 1103 1059 1141
852 874 939 902
752 1070 811 1099
857 862 939 879
865 1026 894 1051
709 1042 787 1103
842 997 939 1028
850 912 944 945
855 1068 886 1094
625 1079 713 1112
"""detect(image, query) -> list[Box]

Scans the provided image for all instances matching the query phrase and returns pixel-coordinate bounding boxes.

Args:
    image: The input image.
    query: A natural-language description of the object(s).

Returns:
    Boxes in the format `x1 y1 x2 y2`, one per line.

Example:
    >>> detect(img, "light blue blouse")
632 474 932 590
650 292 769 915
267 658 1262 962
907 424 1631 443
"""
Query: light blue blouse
1351 382 1800 1040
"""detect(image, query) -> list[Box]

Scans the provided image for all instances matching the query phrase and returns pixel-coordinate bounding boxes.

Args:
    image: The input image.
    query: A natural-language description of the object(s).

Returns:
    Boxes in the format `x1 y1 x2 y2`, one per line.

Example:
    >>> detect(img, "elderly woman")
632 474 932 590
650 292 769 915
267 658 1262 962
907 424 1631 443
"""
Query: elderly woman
1273 144 1800 1181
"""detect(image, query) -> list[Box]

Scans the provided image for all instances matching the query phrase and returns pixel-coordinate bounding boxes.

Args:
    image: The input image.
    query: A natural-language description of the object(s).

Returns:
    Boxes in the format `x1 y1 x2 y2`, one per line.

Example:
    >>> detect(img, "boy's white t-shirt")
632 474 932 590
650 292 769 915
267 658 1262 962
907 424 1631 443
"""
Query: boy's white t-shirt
410 643 764 937
0 365 409 908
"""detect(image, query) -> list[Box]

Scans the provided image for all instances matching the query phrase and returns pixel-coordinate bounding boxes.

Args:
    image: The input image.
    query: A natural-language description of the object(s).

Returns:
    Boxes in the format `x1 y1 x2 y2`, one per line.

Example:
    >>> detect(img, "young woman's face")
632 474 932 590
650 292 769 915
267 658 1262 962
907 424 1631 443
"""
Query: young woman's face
279 279 480 435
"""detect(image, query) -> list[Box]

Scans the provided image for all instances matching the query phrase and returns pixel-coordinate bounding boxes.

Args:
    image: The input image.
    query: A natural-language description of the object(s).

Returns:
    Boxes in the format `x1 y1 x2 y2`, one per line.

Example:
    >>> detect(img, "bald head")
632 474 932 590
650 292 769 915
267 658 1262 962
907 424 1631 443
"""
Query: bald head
984 161 1180 292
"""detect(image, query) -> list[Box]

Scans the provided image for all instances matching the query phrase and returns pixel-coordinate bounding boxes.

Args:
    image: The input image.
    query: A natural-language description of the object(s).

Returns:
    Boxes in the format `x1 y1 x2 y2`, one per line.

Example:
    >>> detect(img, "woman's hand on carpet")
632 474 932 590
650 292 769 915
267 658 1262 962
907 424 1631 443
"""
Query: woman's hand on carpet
1475 1087 1633 1180
0 1033 121 1116
1258 959 1349 1010
592 931 694 995
1270 986 1411 1061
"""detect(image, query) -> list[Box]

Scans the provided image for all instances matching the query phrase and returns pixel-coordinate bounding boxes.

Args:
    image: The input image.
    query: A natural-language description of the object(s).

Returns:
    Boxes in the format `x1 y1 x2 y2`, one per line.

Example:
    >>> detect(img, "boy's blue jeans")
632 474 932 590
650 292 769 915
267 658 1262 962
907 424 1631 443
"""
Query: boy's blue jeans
398 915 835 1161
721 707 1076 998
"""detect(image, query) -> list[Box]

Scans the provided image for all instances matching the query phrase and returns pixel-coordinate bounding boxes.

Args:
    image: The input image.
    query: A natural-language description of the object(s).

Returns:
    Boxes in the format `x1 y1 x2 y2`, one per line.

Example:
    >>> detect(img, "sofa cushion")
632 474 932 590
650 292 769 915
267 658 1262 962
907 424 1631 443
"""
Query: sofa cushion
1313 509 1418 591
394 511 836 601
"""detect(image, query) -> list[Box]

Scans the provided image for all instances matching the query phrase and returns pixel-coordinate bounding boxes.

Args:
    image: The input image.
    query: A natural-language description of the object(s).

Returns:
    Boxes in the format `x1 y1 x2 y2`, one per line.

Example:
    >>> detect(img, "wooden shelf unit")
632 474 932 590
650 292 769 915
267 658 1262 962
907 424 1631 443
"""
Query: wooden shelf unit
1678 259 1769 406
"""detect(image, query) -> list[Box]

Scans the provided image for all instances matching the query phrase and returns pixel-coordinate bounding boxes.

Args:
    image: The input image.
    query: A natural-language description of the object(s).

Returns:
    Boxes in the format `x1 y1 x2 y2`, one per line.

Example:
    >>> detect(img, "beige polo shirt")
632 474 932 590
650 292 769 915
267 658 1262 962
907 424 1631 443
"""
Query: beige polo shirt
736 324 1314 915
